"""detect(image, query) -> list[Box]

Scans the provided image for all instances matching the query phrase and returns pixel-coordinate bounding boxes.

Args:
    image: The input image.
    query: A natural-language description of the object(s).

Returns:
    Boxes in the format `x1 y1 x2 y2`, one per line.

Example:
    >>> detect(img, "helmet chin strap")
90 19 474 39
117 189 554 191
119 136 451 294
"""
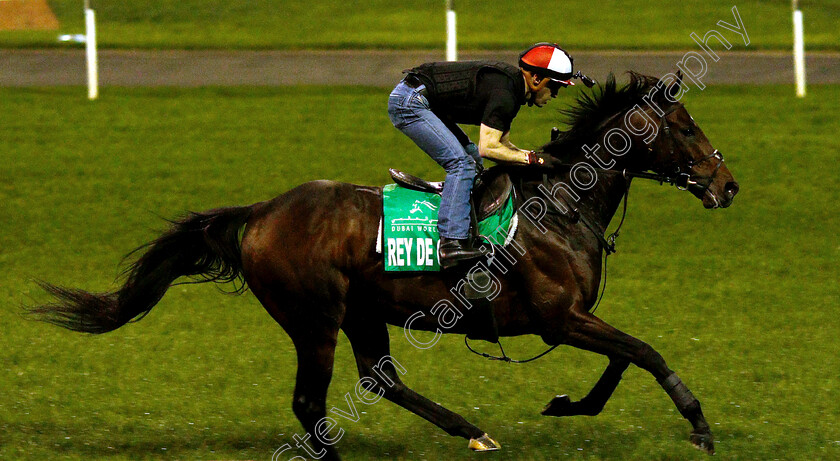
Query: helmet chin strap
521 69 550 104
527 95 536 107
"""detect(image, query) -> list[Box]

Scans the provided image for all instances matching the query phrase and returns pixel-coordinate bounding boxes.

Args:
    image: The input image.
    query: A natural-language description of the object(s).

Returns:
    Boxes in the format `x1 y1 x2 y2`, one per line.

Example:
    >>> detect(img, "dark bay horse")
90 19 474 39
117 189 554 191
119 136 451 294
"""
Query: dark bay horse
29 72 738 459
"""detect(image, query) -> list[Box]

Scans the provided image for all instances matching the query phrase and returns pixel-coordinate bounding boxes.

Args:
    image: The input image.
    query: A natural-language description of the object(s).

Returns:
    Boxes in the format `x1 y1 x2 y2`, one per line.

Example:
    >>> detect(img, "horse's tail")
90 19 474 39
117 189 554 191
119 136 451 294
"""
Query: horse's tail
27 206 253 334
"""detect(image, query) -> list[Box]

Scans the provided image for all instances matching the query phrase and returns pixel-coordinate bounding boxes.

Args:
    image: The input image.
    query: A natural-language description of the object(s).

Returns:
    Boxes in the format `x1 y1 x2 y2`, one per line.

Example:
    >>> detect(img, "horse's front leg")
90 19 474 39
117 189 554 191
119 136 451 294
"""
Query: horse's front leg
541 358 629 417
550 311 714 454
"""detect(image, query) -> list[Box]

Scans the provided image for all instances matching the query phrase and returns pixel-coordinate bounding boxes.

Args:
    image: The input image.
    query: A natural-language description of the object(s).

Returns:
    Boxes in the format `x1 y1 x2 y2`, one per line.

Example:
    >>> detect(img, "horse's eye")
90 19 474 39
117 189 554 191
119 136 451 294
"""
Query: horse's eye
681 127 695 137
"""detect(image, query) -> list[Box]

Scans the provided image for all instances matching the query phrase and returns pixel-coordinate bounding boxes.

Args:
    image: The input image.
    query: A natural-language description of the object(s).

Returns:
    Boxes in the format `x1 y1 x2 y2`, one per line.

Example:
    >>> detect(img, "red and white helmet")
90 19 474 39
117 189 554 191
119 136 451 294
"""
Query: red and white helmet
519 42 574 84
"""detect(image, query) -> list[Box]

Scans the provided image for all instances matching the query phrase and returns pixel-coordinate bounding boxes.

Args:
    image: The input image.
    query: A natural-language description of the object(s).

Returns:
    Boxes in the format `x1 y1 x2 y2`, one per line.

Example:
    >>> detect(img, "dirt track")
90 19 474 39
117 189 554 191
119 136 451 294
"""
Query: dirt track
1 49 838 87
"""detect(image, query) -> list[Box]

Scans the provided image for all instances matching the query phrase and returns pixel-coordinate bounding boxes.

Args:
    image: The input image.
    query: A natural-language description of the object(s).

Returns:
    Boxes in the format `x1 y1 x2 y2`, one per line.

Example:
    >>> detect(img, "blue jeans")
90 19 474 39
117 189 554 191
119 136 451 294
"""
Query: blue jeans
388 81 482 240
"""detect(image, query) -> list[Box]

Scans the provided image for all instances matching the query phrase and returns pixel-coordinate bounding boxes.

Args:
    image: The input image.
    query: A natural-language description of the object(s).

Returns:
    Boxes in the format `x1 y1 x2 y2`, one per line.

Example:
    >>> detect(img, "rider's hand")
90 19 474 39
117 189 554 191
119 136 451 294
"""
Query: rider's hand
527 151 556 168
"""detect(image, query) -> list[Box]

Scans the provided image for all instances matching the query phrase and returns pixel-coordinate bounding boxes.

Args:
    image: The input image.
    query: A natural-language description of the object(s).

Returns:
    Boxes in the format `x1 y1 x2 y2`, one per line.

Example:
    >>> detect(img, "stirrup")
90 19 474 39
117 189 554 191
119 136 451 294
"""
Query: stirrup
439 251 483 270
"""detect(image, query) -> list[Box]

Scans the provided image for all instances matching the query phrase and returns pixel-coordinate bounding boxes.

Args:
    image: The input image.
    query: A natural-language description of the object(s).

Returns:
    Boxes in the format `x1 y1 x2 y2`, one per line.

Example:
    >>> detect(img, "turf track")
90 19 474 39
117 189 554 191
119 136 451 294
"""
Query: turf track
3 0 840 51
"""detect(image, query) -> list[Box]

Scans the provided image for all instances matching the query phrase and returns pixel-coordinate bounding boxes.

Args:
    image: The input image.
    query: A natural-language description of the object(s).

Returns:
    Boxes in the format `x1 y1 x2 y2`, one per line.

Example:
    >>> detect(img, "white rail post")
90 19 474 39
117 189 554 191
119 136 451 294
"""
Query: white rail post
792 0 806 98
446 0 457 61
85 0 98 100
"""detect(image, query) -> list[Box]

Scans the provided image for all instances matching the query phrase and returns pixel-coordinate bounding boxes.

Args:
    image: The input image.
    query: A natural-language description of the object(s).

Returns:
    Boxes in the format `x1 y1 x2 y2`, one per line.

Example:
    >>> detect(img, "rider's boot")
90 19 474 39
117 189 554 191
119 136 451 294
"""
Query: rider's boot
439 237 484 269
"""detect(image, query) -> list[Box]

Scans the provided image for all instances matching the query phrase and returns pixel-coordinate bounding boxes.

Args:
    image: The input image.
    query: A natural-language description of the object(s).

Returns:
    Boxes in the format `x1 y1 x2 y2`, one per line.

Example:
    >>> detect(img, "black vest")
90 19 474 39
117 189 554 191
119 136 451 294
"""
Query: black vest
404 61 522 104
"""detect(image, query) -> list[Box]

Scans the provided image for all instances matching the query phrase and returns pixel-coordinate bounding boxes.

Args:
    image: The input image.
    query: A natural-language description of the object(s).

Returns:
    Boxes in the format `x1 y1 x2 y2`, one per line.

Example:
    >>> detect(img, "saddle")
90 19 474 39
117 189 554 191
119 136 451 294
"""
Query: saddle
388 168 513 222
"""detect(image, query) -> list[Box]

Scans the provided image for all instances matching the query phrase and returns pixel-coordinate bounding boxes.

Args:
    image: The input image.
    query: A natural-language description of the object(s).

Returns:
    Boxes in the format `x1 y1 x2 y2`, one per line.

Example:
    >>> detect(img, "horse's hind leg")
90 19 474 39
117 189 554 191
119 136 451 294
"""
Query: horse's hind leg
550 311 714 454
287 324 342 461
341 319 499 452
256 293 344 461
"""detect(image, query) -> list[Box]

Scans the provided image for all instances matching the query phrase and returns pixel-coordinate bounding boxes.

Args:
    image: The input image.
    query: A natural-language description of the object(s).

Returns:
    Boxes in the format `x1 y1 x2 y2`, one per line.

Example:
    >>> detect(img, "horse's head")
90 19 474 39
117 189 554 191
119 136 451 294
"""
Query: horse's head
542 72 738 209
642 73 739 208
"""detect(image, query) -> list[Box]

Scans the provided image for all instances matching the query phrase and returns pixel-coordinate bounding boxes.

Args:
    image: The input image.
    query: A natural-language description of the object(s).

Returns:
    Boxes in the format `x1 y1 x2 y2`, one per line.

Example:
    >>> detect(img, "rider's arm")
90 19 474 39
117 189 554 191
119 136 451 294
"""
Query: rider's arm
499 130 519 150
478 124 532 164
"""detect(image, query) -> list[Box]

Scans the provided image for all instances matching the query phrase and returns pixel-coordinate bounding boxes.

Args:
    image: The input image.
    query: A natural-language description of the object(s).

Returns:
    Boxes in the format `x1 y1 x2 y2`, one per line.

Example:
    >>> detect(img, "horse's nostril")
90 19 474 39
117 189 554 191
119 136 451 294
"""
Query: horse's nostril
725 181 740 198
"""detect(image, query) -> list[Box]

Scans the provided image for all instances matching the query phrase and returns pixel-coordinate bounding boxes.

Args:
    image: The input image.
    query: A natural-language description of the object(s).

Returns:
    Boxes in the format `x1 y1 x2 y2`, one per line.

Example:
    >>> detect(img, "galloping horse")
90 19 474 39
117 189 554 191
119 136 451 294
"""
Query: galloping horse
29 72 738 459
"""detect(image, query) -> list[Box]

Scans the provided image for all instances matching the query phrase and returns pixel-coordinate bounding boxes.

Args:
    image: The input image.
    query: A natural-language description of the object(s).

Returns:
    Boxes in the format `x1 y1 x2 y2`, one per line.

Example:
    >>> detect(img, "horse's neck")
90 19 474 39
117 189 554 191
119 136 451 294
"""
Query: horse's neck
552 127 645 232
517 151 634 235
574 169 629 233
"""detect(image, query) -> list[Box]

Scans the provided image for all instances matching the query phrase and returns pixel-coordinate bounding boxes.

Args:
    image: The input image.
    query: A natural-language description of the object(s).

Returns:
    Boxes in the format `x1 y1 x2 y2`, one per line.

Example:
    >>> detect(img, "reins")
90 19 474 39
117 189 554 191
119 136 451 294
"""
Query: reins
465 336 560 364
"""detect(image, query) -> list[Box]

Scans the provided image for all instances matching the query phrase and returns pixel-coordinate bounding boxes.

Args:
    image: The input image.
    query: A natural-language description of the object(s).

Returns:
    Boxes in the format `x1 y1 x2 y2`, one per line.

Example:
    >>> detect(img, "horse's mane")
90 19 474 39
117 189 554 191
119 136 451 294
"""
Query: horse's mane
542 72 666 158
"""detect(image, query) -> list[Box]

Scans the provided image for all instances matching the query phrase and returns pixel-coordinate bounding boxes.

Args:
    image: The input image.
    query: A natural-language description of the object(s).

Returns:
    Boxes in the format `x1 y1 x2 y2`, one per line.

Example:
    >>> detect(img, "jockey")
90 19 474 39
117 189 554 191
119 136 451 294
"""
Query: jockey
388 42 578 268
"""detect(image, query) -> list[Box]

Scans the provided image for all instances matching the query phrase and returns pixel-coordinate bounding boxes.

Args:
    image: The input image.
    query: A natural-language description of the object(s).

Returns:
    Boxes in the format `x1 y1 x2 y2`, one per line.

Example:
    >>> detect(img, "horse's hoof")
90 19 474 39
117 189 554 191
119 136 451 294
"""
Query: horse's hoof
541 394 572 417
690 430 715 454
468 433 501 452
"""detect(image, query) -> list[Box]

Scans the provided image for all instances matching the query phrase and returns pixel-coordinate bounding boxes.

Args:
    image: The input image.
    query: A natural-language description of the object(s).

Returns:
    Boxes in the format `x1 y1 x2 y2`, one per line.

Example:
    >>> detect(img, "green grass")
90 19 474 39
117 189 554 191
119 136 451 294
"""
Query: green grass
1 0 839 50
1 83 839 460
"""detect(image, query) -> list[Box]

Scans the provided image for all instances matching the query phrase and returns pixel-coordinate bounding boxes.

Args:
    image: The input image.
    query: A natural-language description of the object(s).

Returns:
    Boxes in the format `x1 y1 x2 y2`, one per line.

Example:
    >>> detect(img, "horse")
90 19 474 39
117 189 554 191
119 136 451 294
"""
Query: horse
28 72 738 459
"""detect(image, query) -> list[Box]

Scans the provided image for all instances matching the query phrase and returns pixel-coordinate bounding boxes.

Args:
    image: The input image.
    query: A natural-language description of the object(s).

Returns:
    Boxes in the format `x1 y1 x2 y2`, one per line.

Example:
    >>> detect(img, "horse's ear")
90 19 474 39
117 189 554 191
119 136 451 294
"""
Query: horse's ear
675 70 684 90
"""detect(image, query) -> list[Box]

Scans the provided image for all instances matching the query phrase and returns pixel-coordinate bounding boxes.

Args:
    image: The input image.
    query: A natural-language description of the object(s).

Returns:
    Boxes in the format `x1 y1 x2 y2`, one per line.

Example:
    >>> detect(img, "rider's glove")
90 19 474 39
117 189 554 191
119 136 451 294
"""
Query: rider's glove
527 151 556 168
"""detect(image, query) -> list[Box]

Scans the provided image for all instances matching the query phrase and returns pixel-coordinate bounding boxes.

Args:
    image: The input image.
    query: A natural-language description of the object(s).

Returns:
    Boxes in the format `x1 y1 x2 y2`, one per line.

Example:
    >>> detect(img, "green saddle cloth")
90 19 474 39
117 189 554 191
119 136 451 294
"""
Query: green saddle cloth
381 183 516 272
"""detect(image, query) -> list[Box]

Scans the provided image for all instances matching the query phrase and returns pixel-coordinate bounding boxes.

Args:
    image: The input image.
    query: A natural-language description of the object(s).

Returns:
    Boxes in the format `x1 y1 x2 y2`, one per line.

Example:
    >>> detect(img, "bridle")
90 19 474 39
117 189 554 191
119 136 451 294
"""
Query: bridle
628 103 726 202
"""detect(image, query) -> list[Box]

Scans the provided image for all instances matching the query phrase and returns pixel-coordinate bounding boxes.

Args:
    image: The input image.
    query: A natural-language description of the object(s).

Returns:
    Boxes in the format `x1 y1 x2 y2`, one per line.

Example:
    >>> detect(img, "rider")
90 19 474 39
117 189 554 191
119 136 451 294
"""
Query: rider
388 42 577 267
